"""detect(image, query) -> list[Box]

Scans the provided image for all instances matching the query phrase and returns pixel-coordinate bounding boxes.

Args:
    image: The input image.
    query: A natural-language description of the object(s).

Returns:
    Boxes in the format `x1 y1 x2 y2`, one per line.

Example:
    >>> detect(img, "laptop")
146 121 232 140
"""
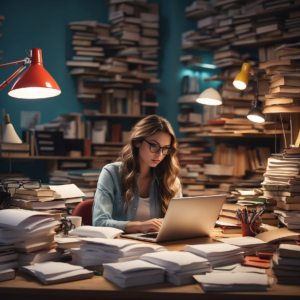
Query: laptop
120 194 226 243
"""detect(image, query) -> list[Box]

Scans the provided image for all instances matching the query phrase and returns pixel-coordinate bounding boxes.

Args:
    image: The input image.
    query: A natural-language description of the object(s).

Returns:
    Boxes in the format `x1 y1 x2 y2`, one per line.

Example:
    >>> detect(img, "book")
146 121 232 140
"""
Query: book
69 226 123 239
19 261 94 285
0 269 15 282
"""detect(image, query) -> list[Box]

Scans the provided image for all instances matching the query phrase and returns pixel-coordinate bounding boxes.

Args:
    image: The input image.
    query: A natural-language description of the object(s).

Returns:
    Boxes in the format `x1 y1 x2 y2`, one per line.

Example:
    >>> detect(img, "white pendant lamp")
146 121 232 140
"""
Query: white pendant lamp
196 87 222 106
2 114 22 143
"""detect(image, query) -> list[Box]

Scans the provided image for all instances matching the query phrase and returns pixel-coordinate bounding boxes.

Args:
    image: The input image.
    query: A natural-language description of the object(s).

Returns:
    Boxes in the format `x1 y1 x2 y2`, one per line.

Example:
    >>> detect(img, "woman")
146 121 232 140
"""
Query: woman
92 115 182 233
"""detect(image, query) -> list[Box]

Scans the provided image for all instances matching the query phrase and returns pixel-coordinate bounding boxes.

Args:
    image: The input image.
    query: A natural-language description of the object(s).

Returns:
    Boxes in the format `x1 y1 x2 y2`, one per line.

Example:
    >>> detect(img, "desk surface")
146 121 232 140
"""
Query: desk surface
1 232 300 300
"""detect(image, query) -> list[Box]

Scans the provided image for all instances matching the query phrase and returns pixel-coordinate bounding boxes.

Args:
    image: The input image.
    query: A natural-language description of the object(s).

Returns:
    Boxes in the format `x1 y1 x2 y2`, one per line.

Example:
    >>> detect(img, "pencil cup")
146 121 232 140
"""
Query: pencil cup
241 222 256 237
66 216 82 229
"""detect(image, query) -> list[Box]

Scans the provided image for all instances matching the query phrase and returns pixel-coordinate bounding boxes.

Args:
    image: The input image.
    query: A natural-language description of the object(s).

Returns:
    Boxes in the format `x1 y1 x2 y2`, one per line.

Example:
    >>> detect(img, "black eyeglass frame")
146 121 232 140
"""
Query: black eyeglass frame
143 139 173 155
0 179 42 190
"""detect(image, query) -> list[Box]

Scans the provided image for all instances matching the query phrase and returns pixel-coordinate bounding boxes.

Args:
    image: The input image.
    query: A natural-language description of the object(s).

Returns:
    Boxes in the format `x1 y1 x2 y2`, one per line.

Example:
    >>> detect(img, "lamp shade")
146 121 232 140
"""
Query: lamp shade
2 114 22 143
196 87 222 106
247 100 265 123
8 48 61 99
233 62 251 90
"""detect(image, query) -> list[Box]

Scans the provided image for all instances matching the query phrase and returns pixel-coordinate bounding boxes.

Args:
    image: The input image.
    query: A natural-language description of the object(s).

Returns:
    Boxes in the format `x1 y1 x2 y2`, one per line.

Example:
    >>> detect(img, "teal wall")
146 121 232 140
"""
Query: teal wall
0 0 220 178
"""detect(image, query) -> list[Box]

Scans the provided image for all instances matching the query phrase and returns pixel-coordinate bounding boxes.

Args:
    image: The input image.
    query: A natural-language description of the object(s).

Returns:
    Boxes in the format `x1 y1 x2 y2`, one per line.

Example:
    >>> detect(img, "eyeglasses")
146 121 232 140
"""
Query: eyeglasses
0 179 41 190
143 139 173 155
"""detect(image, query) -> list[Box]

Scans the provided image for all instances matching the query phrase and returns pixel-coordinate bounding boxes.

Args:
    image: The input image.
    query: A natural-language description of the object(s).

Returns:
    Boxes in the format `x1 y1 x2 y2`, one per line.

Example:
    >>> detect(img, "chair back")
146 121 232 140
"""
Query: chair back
71 199 94 226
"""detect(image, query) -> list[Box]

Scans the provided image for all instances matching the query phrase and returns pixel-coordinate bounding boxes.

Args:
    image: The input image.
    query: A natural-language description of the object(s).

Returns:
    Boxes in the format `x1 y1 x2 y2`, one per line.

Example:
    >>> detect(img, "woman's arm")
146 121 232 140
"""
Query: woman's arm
92 168 129 230
124 219 163 233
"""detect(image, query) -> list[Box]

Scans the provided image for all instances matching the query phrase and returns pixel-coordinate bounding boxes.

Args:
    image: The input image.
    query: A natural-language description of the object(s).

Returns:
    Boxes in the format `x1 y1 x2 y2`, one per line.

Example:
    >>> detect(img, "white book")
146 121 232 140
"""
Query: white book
166 266 212 286
69 226 123 239
215 237 266 248
77 237 140 250
208 254 245 268
80 243 166 258
194 273 270 292
184 243 241 259
233 265 266 274
140 251 209 273
103 259 165 288
49 184 85 199
19 262 93 285
0 269 16 282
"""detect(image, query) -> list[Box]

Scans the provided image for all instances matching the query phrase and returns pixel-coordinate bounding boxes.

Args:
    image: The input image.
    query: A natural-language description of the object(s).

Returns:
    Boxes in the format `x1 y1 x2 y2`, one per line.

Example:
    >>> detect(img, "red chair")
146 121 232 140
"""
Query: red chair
72 199 94 226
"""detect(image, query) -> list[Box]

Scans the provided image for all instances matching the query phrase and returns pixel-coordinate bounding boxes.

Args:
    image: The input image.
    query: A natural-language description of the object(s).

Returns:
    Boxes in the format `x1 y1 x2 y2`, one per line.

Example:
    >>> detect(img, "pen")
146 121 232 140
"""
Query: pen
250 209 257 224
236 211 242 222
243 209 248 224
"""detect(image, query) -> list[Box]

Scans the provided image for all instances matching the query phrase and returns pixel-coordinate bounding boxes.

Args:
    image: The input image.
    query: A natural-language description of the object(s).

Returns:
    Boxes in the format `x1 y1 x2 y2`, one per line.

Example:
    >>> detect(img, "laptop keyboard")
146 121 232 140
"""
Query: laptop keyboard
140 233 158 238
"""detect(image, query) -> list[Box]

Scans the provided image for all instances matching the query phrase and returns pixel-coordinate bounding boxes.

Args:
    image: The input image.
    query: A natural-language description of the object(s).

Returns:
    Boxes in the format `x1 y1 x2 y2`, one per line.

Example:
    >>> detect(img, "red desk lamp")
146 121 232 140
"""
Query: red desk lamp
0 48 61 99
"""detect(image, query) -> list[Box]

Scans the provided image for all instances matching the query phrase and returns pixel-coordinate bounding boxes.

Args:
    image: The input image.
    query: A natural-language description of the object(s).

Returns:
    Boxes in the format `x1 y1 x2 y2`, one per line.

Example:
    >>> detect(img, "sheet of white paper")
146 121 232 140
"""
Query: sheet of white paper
233 265 266 274
48 184 85 199
184 243 241 257
23 262 84 276
69 226 123 239
140 251 208 271
194 272 269 286
216 237 266 247
216 220 240 227
78 237 140 248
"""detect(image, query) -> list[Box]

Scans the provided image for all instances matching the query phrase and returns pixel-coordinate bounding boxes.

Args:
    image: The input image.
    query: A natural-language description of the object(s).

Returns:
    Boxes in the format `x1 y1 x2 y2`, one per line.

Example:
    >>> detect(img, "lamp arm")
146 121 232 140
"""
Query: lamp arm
0 65 27 91
0 57 31 69
251 72 259 102
0 57 31 91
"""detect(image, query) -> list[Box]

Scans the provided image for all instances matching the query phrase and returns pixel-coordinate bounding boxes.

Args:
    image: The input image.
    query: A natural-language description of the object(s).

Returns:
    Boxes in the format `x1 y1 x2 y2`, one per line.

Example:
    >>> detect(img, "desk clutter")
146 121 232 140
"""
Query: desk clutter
0 209 300 290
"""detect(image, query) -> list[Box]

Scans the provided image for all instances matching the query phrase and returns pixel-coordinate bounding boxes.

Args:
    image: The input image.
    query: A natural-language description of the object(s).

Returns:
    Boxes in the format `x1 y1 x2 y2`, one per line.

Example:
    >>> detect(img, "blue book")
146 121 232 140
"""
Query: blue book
68 169 101 176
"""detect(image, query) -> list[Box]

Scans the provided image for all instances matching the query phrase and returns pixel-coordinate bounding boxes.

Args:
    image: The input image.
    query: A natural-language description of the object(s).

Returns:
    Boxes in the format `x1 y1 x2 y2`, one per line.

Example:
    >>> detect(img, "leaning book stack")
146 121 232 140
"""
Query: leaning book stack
261 151 300 230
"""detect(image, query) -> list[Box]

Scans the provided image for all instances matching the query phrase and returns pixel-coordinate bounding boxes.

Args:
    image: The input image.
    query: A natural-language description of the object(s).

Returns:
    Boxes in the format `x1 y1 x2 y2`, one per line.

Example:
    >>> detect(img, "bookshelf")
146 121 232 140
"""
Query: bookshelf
83 112 148 118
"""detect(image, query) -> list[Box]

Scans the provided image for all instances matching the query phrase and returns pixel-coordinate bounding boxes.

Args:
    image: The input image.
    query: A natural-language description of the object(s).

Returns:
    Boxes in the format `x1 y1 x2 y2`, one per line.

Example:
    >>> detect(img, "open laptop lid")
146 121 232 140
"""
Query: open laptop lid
155 194 226 243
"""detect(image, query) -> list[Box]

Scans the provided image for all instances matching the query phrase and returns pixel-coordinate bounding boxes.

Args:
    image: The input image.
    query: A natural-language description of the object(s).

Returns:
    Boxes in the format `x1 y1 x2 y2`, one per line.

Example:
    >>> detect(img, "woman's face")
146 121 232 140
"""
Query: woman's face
136 131 172 168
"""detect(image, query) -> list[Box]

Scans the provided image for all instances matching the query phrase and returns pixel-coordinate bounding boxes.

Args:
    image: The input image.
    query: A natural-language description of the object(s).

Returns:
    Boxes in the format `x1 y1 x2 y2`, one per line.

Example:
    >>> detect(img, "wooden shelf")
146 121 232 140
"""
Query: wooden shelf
84 112 148 118
194 133 288 138
0 156 118 160
184 8 216 19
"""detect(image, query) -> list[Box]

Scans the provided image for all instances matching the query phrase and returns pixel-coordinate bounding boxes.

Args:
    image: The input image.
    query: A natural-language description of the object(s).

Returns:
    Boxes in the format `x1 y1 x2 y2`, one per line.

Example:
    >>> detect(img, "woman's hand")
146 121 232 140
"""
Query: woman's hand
124 219 163 233
139 219 163 233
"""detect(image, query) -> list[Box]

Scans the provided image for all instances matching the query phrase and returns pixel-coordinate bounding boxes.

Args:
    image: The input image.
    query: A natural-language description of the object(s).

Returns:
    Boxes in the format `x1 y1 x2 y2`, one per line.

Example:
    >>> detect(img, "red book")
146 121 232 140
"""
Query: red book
209 120 226 125
179 160 204 165
84 138 91 156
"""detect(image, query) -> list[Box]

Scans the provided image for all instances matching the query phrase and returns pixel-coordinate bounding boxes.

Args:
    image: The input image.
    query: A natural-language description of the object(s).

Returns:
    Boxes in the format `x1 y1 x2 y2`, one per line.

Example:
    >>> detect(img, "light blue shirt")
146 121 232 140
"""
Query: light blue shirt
92 162 162 230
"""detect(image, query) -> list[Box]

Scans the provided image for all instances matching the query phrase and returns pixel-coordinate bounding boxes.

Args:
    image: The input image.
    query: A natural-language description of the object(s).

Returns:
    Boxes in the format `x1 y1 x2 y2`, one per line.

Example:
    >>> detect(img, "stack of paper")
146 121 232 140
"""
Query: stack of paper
194 272 270 291
0 210 61 268
184 243 244 267
19 261 93 285
271 244 300 285
71 238 167 267
0 210 60 246
215 237 274 255
140 251 211 286
103 260 165 288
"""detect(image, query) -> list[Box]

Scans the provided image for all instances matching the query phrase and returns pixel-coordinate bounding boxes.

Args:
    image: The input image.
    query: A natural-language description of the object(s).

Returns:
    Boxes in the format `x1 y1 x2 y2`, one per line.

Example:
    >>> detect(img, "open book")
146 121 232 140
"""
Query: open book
69 226 123 239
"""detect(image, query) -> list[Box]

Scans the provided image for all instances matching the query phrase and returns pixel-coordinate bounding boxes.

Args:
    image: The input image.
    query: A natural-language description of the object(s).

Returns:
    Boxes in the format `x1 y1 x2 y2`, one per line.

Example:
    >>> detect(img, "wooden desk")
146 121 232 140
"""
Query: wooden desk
1 232 300 300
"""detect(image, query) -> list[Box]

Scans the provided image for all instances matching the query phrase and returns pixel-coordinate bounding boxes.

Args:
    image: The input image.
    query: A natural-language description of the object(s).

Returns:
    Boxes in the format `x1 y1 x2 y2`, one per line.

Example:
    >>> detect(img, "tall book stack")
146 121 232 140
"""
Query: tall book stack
259 42 300 115
182 1 300 49
177 137 212 196
271 244 300 285
261 151 300 230
67 0 160 120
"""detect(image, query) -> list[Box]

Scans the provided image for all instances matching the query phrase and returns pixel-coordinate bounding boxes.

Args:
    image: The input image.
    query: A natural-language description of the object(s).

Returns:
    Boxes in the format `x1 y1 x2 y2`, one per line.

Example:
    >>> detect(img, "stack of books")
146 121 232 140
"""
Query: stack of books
271 243 300 285
261 153 300 229
259 42 300 114
184 243 244 268
0 142 30 158
0 210 61 268
103 259 165 288
49 170 101 200
0 246 18 272
67 1 160 118
182 1 300 49
140 251 211 286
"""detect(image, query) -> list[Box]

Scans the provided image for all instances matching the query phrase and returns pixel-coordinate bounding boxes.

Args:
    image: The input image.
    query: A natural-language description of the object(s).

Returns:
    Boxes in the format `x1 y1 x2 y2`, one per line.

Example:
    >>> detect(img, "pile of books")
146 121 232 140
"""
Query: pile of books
10 184 85 215
259 42 300 115
49 170 101 201
182 1 300 49
0 142 30 158
271 243 300 285
261 152 300 229
0 210 61 268
67 0 160 118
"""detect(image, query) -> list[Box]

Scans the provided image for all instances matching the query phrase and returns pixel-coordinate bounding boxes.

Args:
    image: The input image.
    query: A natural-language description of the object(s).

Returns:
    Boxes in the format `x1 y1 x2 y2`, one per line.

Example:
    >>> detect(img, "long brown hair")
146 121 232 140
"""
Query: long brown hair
117 115 180 216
